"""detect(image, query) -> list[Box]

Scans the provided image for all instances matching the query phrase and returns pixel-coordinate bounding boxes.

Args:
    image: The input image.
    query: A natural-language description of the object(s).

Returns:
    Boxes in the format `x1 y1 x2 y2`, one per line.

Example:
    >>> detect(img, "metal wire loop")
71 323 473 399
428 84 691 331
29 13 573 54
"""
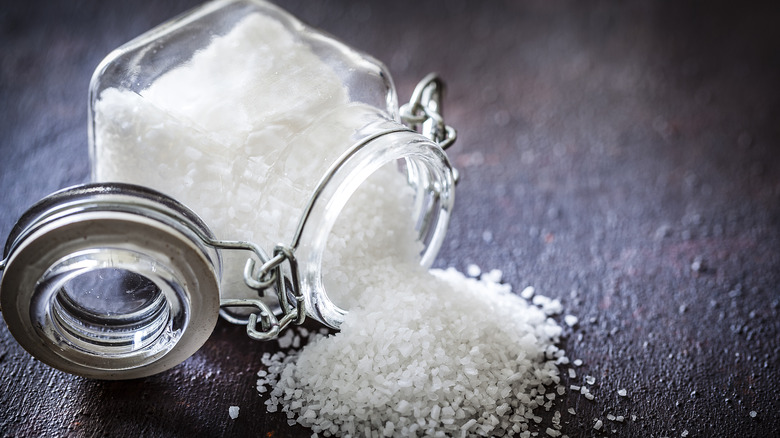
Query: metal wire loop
243 252 283 290
219 298 280 341
400 73 457 150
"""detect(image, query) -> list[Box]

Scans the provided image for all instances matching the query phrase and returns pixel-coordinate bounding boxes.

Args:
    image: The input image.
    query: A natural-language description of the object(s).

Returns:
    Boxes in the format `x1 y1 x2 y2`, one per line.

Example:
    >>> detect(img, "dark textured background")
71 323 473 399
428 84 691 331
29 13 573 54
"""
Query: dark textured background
1 1 779 436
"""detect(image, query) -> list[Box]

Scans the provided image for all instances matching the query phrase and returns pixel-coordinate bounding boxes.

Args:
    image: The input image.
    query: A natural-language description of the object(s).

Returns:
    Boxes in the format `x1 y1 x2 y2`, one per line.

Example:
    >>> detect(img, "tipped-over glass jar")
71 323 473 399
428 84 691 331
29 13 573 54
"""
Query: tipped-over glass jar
0 0 456 379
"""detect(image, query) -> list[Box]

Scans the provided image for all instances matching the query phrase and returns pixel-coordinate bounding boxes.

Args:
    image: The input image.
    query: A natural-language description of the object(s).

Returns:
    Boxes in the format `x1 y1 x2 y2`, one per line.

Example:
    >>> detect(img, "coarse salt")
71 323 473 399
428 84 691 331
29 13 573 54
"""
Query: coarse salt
466 264 481 278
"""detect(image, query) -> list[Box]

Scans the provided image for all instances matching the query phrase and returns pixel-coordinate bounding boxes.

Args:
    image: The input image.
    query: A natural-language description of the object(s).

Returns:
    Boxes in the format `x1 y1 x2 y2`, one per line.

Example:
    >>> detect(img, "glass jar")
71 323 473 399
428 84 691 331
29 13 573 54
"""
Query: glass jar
0 0 456 379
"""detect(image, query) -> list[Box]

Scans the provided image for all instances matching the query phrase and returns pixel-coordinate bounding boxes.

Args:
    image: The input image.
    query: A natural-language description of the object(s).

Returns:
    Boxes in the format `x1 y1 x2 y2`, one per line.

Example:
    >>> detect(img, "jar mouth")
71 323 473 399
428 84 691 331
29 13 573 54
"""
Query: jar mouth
293 128 455 329
32 249 187 362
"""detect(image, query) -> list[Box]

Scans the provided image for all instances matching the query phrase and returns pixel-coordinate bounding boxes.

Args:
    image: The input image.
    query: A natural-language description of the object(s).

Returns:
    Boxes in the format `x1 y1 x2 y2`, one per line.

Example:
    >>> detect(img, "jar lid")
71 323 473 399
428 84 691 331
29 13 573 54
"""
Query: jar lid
0 183 221 379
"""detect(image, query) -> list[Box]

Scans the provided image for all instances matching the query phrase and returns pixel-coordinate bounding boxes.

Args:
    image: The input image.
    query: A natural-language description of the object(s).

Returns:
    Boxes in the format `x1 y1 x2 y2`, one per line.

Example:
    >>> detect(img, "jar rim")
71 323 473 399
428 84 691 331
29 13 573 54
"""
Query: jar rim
292 128 455 329
0 183 221 379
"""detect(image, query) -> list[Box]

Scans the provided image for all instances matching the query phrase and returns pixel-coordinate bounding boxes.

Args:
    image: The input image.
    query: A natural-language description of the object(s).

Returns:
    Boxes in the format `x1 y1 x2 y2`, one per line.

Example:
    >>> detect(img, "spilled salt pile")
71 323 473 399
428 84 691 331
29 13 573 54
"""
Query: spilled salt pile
257 164 568 437
260 268 567 437
92 5 571 436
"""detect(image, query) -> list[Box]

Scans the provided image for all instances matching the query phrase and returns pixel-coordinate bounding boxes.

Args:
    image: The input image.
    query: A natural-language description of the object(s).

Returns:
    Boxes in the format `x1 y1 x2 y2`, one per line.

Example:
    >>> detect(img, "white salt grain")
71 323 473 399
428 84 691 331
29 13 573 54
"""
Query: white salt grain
749 410 757 418
277 330 295 349
461 419 477 431
593 419 602 430
564 315 578 327
229 406 240 419
482 268 503 283
520 286 535 300
618 388 627 397
466 264 481 277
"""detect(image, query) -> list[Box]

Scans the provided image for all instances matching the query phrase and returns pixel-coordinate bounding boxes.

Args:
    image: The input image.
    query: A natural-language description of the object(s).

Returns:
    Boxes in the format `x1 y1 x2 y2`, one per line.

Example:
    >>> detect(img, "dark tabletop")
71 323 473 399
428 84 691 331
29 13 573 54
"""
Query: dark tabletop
1 1 779 437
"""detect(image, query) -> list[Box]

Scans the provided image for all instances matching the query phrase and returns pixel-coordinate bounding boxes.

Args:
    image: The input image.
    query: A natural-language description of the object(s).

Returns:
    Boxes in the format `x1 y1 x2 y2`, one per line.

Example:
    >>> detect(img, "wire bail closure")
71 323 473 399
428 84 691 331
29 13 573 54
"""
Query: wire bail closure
218 244 305 341
400 73 457 150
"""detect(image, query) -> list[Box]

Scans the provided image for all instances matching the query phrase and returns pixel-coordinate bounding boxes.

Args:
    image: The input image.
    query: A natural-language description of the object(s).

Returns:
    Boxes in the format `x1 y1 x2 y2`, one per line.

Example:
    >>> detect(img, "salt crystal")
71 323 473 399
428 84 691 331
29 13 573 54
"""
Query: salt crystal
461 419 477 431
277 330 295 349
593 419 602 430
466 264 481 277
228 406 240 419
618 388 627 397
749 411 757 418
546 427 561 437
544 299 564 315
520 286 535 299
564 315 578 327
483 269 503 283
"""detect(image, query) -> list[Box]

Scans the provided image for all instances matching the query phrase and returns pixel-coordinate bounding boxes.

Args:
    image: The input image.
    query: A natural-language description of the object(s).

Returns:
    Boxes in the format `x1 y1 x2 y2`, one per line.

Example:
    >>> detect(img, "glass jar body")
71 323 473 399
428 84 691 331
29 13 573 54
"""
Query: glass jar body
88 0 454 328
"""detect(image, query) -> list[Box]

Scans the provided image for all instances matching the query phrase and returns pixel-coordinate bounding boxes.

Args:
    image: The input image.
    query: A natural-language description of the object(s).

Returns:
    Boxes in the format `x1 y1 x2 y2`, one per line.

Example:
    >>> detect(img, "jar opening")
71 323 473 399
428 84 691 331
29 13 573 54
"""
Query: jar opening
32 248 187 361
58 268 164 319
52 268 170 352
295 129 454 328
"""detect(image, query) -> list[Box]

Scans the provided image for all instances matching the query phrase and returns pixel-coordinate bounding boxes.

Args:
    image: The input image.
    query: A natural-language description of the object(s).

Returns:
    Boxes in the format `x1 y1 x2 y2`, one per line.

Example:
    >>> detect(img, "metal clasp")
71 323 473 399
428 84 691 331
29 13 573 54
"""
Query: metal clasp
195 237 306 341
400 73 457 150
240 244 306 337
220 246 305 341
